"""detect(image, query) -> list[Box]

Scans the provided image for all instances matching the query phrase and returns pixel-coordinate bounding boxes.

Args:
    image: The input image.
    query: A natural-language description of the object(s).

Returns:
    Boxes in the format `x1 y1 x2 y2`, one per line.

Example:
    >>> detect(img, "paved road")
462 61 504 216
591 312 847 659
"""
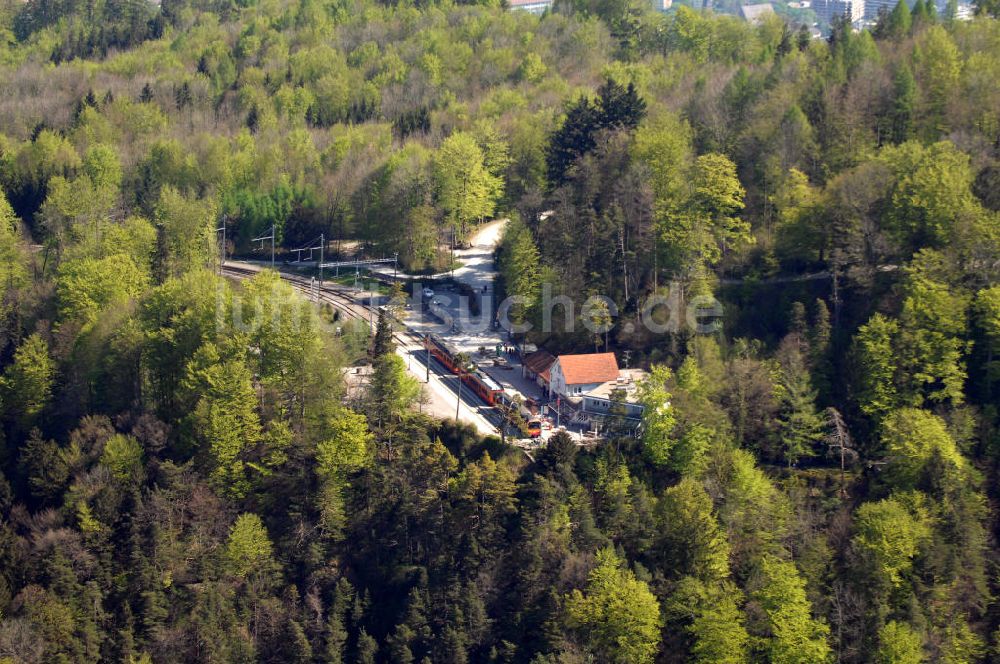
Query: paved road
398 218 510 357
369 218 509 290
451 219 508 294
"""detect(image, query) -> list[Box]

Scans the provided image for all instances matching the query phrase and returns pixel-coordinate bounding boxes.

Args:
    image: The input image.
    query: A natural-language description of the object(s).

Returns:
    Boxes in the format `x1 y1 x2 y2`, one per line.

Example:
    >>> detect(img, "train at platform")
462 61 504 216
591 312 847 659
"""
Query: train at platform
424 334 505 405
423 335 533 427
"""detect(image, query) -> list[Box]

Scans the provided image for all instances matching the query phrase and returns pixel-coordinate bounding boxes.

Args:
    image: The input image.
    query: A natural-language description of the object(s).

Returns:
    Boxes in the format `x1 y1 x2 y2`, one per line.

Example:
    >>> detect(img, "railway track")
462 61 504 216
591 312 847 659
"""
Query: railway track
220 263 505 430
222 263 427 352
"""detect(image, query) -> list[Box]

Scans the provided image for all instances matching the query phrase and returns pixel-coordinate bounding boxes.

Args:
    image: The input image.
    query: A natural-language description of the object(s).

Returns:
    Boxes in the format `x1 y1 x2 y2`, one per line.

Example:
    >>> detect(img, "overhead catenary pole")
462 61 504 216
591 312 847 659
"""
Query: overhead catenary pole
215 223 226 274
251 225 276 269
319 233 324 288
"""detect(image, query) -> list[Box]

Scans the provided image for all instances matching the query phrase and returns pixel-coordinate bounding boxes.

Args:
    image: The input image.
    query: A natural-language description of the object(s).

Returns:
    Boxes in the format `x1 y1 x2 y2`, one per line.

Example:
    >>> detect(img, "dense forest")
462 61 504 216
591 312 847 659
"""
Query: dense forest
1 0 1000 660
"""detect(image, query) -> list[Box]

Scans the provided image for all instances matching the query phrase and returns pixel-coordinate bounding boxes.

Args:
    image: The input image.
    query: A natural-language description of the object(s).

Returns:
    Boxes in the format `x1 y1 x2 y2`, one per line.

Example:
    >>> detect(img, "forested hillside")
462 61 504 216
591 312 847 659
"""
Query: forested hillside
1 0 1000 660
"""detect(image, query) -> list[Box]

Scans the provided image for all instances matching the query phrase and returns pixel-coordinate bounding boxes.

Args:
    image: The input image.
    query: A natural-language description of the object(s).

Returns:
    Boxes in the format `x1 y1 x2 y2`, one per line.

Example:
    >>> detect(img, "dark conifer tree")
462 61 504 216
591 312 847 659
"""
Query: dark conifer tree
596 79 646 130
372 307 395 359
890 63 916 144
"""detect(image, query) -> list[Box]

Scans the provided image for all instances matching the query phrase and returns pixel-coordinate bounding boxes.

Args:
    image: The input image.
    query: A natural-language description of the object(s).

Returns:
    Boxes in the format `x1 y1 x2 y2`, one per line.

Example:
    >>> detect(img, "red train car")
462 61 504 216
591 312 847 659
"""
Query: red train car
424 335 504 406
425 335 466 375
462 370 503 405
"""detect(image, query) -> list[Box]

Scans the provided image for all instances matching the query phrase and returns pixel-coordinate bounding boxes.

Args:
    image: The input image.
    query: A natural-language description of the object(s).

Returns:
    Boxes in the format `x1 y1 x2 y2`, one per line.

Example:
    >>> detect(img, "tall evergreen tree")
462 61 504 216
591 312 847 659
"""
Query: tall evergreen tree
912 0 936 25
887 0 913 37
546 96 601 187
889 64 916 144
372 307 395 360
596 79 647 131
777 351 824 467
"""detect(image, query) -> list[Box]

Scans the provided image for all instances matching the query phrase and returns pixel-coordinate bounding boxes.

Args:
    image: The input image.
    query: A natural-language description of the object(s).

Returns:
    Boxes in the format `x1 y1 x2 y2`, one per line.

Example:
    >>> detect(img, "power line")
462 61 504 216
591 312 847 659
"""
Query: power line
318 256 398 269
288 234 325 263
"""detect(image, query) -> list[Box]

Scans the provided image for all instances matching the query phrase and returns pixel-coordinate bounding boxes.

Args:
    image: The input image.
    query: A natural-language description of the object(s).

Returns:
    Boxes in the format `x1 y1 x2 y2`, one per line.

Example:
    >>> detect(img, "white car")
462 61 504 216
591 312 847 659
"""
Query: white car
422 287 435 298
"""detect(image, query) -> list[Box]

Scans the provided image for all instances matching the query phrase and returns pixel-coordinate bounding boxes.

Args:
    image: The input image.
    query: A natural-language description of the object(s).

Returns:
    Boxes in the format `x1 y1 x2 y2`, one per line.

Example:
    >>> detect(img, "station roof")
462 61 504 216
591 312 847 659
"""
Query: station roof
523 350 556 375
556 353 619 385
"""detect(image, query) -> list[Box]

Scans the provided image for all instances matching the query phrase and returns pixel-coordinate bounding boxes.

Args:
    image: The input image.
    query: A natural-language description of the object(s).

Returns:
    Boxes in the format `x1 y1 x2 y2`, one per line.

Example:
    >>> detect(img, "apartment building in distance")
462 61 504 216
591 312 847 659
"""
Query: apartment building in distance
814 0 865 24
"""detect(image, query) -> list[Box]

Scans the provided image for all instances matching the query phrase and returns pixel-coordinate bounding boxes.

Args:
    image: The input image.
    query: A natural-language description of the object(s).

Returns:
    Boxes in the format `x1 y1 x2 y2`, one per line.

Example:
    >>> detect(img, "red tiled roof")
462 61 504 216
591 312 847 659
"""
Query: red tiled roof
523 350 556 375
556 353 619 385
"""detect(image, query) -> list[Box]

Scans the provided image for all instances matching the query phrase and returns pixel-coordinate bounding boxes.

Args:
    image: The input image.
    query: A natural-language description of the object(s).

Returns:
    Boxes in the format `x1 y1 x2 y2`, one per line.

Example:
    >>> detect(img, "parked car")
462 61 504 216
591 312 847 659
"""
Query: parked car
422 287 435 298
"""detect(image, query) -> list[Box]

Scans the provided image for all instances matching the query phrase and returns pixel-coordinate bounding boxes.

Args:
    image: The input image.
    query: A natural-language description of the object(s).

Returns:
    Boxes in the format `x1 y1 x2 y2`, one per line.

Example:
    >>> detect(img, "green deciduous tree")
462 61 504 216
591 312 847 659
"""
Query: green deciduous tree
499 218 542 328
0 191 28 290
690 592 748 663
854 313 900 419
564 547 662 664
880 408 965 489
633 110 693 212
316 408 372 480
882 142 981 252
896 266 969 406
877 621 924 664
141 269 225 412
773 168 822 264
668 577 749 664
913 26 960 139
100 434 144 482
660 153 751 279
713 447 791 564
750 555 832 664
975 285 1000 396
433 132 502 239
56 254 148 327
313 405 371 537
183 344 286 498
656 477 730 584
238 270 326 402
692 153 749 253
153 186 217 280
637 365 677 466
853 494 932 586
1 334 54 426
